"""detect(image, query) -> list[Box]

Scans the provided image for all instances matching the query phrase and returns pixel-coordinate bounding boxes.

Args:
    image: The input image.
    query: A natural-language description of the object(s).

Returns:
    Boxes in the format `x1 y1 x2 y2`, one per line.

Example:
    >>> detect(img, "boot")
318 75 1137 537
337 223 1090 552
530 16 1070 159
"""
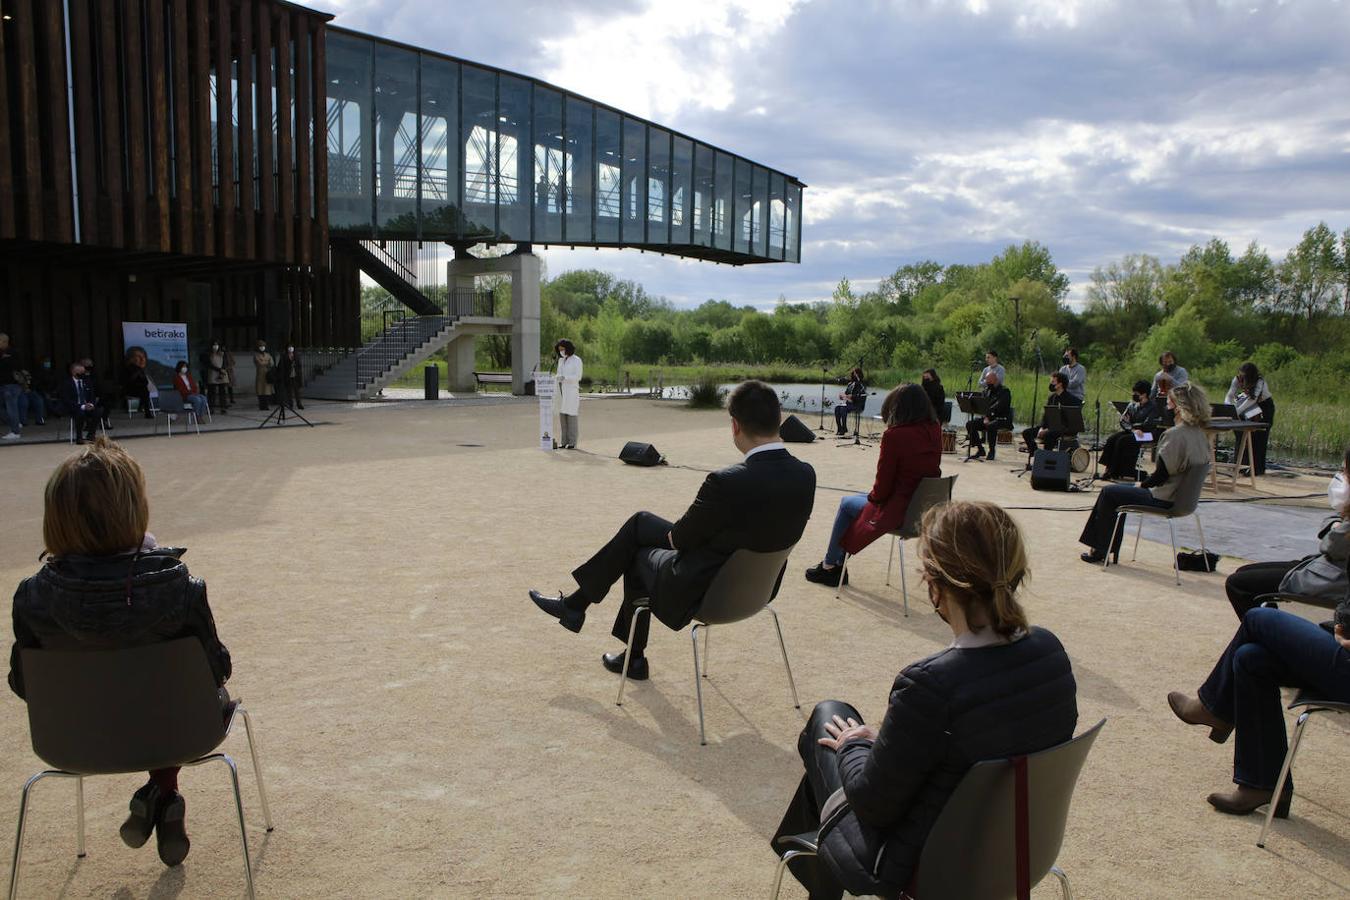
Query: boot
1167 691 1233 743
1207 783 1292 818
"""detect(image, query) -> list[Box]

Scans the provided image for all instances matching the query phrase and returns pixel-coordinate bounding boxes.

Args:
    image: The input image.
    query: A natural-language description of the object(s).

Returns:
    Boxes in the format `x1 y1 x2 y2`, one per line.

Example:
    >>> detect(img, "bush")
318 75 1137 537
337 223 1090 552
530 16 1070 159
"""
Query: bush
687 374 727 409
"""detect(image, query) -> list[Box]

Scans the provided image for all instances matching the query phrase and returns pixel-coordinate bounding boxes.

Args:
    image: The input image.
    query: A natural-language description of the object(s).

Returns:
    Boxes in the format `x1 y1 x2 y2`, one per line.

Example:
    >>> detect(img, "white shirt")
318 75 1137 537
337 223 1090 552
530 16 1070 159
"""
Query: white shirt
745 441 785 461
981 363 1006 385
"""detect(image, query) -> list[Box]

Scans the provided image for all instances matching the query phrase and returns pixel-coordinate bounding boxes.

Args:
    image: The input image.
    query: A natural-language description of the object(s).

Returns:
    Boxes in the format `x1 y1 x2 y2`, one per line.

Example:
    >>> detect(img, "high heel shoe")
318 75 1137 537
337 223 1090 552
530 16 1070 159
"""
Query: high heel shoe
1167 691 1234 743
1207 783 1292 818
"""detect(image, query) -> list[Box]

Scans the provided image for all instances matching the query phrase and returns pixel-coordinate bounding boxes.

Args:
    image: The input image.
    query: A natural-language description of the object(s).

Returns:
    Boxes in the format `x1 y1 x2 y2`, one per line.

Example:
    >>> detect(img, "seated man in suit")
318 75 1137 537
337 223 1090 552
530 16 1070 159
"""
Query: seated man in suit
1021 371 1083 468
964 370 1012 461
57 361 107 444
527 381 816 678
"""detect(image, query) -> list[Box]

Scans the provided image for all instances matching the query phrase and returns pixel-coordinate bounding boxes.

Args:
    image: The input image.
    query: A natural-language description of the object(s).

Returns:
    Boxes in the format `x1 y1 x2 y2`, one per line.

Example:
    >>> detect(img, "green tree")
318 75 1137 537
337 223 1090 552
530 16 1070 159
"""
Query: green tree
1273 223 1344 323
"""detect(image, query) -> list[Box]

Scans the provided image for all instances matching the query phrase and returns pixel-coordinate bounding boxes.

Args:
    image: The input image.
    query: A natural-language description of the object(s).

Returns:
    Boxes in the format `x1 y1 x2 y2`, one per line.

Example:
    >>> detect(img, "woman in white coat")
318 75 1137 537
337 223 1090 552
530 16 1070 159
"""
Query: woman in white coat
555 339 583 449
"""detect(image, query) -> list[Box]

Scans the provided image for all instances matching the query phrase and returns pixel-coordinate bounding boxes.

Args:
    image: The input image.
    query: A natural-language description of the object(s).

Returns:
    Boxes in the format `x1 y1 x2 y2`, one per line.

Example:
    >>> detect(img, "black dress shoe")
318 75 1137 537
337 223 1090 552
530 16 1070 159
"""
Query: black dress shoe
602 650 649 680
155 791 190 866
528 589 586 633
804 563 848 587
119 781 161 849
1080 551 1106 564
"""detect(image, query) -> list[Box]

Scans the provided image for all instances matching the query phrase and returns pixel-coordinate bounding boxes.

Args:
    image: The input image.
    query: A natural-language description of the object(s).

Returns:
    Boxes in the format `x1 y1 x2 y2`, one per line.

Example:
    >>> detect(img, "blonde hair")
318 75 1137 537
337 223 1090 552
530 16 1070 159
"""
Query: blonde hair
43 437 149 558
918 500 1030 638
1170 382 1211 427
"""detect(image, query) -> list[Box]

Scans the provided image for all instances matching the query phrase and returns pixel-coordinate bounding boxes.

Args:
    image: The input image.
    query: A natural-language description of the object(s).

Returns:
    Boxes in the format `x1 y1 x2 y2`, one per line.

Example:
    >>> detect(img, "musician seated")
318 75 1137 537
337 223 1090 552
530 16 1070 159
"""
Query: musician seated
964 371 1011 461
1020 372 1083 469
1100 380 1160 480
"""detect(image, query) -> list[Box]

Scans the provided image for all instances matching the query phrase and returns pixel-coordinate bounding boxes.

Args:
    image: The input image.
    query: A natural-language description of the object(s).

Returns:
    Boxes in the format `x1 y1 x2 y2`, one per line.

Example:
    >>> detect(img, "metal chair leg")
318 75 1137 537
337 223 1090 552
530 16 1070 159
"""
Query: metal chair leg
1050 864 1073 900
885 536 895 586
615 606 644 707
1132 516 1143 561
9 770 74 900
771 849 815 900
767 608 801 711
1105 513 1124 570
1259 710 1311 848
219 755 256 900
1195 514 1209 561
75 777 85 858
1168 520 1180 585
898 539 909 617
691 624 708 745
835 554 849 600
701 626 710 679
237 708 275 831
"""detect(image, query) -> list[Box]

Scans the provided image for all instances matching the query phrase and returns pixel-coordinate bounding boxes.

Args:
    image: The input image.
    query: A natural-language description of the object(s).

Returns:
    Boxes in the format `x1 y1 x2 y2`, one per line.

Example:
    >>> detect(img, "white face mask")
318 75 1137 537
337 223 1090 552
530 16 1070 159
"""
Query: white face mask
1330 473 1347 511
559 351 567 359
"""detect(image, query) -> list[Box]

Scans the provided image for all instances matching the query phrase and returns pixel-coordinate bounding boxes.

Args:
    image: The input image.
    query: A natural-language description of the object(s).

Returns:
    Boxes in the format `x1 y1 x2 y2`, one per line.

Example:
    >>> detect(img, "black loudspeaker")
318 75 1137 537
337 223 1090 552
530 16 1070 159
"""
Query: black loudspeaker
1030 450 1072 492
779 414 815 443
620 441 664 466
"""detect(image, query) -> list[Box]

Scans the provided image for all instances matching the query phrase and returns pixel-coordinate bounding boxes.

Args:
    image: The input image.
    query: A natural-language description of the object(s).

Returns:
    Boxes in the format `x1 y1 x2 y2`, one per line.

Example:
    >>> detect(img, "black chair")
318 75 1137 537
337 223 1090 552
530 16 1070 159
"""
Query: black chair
1258 691 1350 849
7 639 273 899
616 546 801 746
771 719 1106 900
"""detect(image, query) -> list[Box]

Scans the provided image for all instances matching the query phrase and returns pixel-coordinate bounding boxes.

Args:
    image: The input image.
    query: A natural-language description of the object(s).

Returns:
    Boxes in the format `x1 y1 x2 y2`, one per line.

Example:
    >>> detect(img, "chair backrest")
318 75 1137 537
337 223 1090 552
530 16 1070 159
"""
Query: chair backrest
158 392 185 413
20 638 228 774
912 719 1106 900
940 400 953 424
898 475 957 540
1166 462 1211 518
696 545 796 626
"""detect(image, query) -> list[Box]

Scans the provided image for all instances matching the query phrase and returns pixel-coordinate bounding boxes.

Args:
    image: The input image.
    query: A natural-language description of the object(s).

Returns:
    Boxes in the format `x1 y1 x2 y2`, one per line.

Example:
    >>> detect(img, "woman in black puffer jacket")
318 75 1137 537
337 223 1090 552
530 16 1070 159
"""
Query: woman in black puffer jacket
8 437 232 869
772 500 1078 898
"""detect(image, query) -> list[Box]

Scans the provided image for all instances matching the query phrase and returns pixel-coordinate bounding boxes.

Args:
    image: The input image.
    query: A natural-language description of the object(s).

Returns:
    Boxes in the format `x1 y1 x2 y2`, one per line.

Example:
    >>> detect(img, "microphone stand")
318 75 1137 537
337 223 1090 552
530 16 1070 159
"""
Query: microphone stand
816 365 830 432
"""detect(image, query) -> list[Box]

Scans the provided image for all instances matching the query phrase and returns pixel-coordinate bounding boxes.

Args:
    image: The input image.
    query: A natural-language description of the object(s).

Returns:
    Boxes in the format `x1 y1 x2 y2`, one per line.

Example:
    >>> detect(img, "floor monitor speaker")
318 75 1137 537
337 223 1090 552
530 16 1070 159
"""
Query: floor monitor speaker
779 414 815 443
1030 449 1072 492
619 441 664 466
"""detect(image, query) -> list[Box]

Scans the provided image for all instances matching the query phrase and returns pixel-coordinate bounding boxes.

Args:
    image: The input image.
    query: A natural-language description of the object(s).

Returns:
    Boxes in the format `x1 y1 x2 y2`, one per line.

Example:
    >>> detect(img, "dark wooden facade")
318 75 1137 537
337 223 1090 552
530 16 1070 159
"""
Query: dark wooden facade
0 0 355 373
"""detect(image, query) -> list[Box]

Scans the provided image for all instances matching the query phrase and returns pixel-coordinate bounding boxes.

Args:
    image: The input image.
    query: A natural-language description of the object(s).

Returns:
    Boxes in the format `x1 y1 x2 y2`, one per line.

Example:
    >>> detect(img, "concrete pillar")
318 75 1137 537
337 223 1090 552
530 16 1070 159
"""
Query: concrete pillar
509 253 541 395
446 334 476 393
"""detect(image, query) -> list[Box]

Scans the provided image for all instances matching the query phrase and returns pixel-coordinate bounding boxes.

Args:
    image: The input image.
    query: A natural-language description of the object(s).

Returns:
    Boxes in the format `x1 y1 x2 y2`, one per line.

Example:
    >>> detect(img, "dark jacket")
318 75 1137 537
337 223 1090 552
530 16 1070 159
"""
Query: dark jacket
820 627 1077 895
56 375 94 411
983 384 1012 426
1037 389 1083 429
921 381 946 420
655 448 816 631
1122 397 1160 430
278 352 304 385
844 377 867 407
841 421 942 555
8 548 231 699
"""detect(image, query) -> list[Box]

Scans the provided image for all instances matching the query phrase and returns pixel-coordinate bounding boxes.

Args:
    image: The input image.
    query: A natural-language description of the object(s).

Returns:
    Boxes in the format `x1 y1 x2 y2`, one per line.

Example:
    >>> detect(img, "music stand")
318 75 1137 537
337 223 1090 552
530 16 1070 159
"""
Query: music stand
1110 400 1130 415
1042 405 1085 438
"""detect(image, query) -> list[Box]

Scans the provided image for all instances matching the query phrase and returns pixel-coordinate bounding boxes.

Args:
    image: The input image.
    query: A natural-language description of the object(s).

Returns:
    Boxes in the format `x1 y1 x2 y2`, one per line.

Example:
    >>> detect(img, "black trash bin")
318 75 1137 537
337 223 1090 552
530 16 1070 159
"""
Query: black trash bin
424 365 439 400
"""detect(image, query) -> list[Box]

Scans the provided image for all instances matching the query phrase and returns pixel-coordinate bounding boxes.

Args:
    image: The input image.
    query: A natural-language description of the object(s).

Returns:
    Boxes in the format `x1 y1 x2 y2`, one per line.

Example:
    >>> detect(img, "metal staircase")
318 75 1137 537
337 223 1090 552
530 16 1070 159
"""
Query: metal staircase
303 315 466 401
333 238 443 316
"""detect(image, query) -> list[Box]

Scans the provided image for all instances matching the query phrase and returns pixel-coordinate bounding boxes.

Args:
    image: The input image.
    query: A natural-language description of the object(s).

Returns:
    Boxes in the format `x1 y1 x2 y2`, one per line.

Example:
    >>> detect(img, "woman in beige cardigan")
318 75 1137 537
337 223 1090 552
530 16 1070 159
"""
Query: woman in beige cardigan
252 341 275 411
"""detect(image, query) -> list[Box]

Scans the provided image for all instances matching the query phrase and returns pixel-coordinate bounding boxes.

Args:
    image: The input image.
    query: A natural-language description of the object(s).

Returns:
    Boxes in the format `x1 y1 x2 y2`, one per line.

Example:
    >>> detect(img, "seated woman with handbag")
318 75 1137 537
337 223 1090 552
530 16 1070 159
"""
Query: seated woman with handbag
7 438 233 868
1078 382 1211 564
1223 446 1350 618
1099 379 1161 480
806 383 941 588
774 501 1078 899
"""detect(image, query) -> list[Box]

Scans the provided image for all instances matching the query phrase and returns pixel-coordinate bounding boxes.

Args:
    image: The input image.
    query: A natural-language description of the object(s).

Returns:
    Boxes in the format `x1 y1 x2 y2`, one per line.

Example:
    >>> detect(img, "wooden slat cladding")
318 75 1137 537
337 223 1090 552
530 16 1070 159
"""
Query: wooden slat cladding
0 1 329 267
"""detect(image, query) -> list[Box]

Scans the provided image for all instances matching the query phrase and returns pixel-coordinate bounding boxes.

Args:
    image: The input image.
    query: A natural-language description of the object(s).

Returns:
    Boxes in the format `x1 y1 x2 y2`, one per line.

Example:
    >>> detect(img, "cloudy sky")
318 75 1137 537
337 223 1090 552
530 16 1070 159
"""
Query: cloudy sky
304 0 1350 308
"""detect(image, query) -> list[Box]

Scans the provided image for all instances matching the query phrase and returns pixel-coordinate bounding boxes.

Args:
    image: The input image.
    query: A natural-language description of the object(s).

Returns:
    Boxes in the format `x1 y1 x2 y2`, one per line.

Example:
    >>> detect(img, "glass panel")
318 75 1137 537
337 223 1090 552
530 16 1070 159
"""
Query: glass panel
752 165 769 258
374 43 419 234
671 136 692 245
532 87 564 244
460 65 497 239
622 117 646 243
497 75 531 241
646 126 670 245
734 158 752 255
420 56 460 239
565 97 593 242
713 151 733 252
768 171 785 261
594 108 621 242
325 32 373 234
693 143 714 248
786 182 801 263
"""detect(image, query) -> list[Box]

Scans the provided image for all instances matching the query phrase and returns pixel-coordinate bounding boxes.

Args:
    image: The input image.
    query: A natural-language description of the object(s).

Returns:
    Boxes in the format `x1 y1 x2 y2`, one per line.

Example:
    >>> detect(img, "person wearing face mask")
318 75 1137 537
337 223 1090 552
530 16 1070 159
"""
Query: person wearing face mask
1225 361 1275 476
1058 347 1086 402
123 347 160 419
1020 371 1082 467
554 339 582 449
172 360 209 419
200 340 231 412
1099 379 1161 480
252 341 275 411
277 345 305 410
57 361 106 443
1150 351 1189 400
1220 446 1350 619
772 501 1077 899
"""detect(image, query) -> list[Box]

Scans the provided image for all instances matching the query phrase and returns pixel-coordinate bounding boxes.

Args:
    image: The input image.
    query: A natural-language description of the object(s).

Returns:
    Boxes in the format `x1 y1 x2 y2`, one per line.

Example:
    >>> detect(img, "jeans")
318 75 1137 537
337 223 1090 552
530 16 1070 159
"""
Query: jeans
18 390 45 424
1 383 22 433
835 403 857 432
825 494 868 566
1198 607 1350 789
1078 484 1171 555
184 393 209 418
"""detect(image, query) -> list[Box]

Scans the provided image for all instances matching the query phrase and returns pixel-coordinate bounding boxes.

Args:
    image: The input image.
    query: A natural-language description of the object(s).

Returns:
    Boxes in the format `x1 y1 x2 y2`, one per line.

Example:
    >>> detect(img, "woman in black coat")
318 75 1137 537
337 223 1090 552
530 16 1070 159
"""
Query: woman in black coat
772 500 1078 898
8 438 232 869
920 368 946 422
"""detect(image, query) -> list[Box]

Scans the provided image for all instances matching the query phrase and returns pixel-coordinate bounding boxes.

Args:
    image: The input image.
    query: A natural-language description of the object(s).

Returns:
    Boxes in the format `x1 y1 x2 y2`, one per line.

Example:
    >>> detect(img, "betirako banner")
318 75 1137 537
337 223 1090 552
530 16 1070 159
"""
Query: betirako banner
121 322 189 390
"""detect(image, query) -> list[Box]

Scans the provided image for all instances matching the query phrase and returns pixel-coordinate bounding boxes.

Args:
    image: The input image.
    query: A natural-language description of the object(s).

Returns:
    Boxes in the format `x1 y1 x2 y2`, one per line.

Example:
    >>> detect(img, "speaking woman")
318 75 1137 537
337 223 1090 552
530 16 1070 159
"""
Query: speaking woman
554 339 583 449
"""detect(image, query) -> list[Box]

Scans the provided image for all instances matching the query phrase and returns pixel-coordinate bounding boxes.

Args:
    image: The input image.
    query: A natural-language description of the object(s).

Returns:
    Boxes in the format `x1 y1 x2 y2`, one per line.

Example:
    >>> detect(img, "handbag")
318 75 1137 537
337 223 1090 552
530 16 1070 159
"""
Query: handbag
1176 549 1220 572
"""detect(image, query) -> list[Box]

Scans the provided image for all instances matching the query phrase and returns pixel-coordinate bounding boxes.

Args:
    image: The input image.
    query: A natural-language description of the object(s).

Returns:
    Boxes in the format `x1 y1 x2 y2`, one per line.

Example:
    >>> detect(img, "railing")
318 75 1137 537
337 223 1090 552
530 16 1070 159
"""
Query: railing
297 347 355 382
359 239 420 289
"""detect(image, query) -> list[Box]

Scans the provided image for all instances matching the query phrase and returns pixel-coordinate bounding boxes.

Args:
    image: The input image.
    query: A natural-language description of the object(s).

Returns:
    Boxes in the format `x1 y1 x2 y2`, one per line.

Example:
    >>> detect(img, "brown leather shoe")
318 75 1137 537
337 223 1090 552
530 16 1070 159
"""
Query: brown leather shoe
1167 691 1233 743
1207 784 1291 818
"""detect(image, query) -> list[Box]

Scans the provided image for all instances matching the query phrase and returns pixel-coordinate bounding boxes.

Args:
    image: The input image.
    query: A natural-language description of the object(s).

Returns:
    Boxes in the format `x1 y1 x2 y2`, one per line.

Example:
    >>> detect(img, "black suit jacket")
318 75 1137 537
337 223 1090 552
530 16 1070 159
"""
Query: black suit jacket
651 448 815 631
983 384 1012 426
56 376 91 412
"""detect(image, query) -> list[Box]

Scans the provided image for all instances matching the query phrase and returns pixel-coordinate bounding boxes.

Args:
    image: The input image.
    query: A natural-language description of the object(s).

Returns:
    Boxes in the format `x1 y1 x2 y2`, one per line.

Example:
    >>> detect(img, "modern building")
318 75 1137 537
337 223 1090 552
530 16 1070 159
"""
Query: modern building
0 0 803 396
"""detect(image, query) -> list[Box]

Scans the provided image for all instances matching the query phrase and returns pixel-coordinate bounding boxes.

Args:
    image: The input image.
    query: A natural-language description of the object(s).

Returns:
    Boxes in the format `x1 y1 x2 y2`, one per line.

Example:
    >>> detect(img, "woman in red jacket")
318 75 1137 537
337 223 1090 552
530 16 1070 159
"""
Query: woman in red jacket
806 383 943 587
172 360 209 419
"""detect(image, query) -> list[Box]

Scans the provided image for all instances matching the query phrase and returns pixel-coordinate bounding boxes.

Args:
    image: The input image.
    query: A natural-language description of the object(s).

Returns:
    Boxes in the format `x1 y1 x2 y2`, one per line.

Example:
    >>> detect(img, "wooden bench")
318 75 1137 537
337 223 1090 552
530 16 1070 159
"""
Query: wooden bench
472 371 512 390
